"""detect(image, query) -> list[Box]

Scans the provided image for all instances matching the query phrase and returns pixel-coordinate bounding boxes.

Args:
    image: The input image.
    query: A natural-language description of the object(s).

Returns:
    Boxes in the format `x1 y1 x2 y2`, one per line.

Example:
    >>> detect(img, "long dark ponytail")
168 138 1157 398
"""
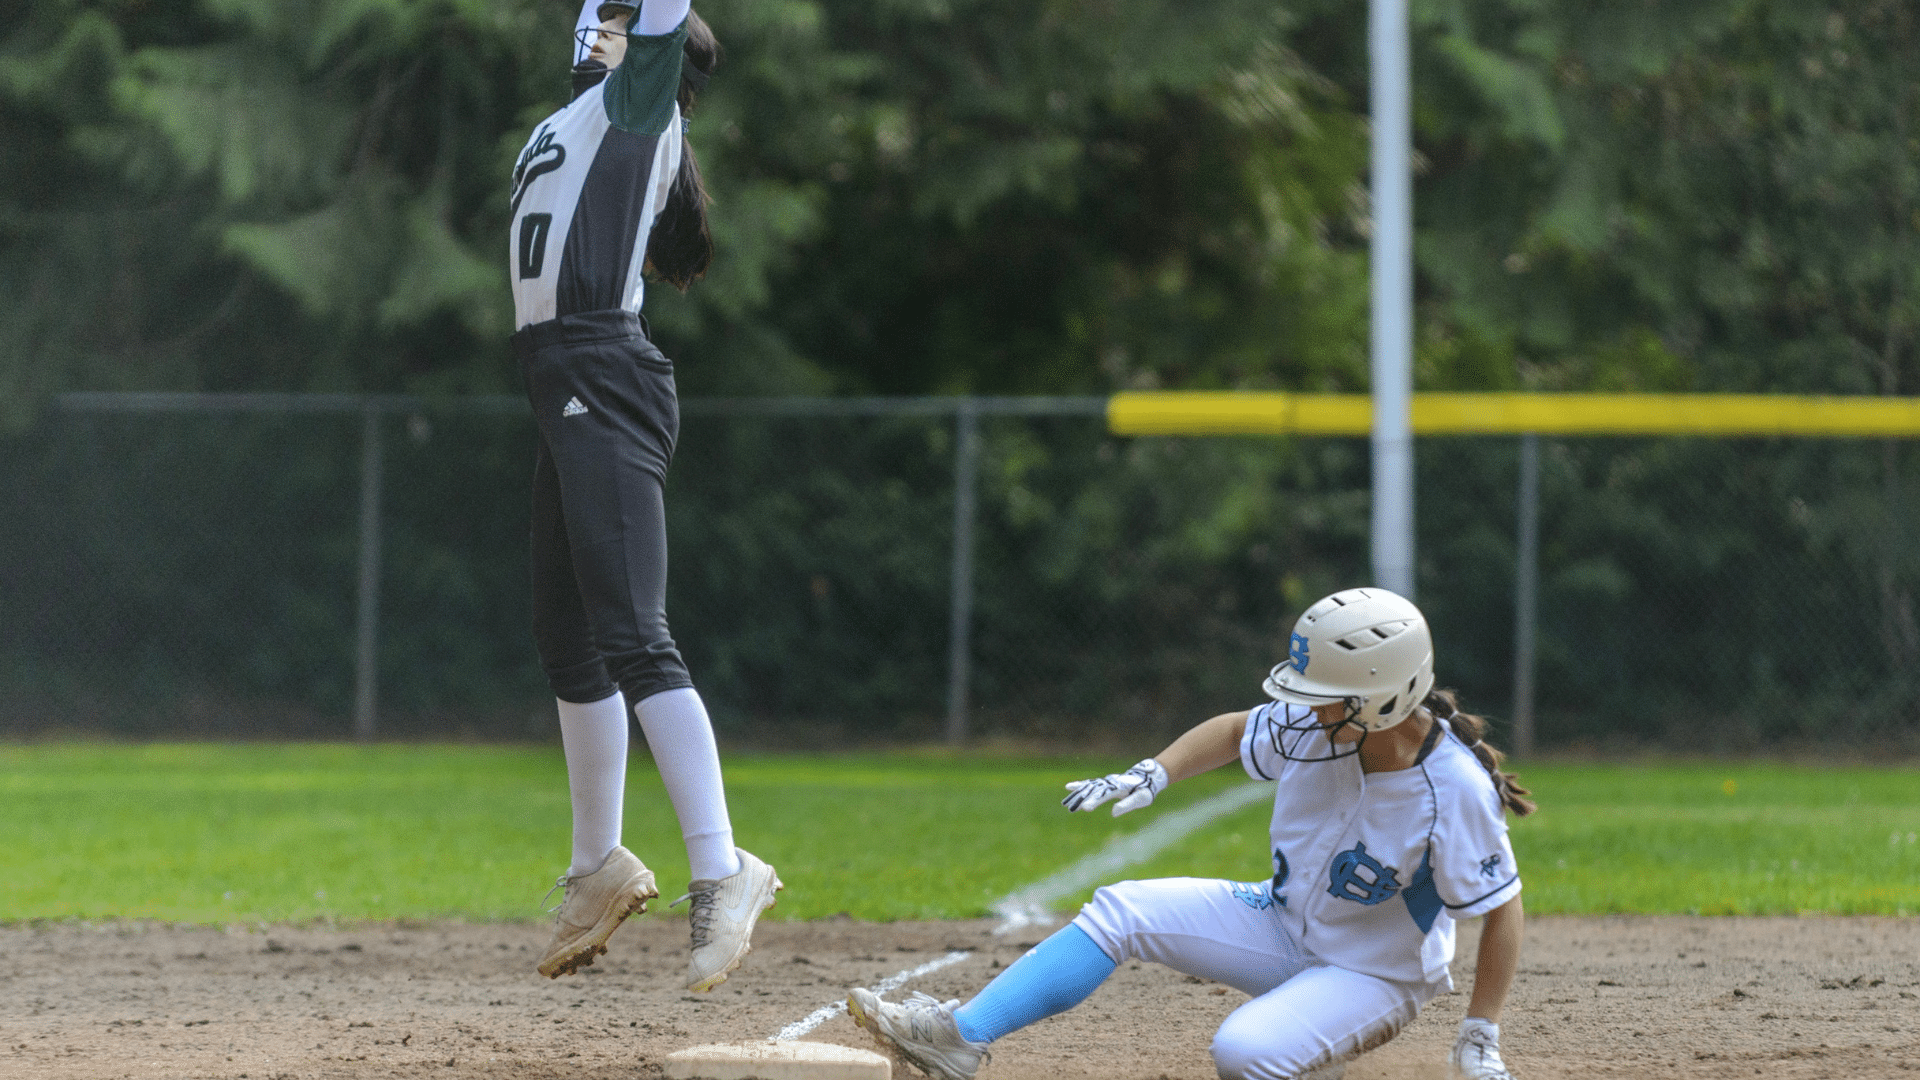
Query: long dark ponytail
1424 688 1536 817
645 9 717 291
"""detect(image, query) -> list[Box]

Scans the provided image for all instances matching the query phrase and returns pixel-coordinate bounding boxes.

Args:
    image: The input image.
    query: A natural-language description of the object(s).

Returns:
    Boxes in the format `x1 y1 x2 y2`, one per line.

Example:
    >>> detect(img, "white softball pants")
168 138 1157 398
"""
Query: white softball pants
1072 878 1437 1080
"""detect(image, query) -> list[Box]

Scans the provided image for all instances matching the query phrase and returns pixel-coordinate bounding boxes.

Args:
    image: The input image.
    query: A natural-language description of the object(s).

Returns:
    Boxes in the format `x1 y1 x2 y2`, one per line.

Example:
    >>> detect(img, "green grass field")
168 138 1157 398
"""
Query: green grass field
2 744 1916 923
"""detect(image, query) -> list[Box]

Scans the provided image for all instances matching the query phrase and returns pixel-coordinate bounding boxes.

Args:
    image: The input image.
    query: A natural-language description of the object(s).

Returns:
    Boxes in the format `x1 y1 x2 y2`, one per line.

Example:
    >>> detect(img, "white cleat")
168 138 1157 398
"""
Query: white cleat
678 847 782 992
846 988 989 1080
1449 1018 1515 1080
536 845 659 978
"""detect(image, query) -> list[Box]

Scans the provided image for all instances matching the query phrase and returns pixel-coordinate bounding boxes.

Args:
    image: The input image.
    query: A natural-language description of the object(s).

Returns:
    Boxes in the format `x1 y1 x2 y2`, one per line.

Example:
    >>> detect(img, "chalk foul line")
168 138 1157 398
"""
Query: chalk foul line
989 781 1274 935
772 950 972 1042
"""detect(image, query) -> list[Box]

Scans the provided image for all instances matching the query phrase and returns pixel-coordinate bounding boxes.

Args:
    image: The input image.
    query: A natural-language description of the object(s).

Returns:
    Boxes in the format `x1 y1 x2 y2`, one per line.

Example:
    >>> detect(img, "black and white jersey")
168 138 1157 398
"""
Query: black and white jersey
508 0 692 330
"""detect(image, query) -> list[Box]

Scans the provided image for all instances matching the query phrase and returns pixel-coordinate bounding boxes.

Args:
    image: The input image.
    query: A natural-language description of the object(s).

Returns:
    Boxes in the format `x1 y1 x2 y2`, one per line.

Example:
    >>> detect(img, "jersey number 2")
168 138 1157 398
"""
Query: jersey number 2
518 214 553 279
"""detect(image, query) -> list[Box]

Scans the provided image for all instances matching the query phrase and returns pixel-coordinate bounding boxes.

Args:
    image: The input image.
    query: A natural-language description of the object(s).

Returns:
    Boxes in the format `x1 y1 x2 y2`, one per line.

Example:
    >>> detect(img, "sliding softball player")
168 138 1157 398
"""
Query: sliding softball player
850 588 1534 1080
510 0 780 991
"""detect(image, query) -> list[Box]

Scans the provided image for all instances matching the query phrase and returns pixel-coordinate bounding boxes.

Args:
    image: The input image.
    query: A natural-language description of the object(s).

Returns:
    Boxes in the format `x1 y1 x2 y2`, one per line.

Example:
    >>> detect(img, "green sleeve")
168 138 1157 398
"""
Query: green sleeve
604 16 688 137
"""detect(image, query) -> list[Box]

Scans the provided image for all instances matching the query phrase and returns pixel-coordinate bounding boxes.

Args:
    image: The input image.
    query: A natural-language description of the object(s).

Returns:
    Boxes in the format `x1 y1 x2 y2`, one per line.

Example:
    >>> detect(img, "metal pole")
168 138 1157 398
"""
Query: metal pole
352 404 385 742
1369 0 1415 599
1511 433 1540 757
945 399 981 744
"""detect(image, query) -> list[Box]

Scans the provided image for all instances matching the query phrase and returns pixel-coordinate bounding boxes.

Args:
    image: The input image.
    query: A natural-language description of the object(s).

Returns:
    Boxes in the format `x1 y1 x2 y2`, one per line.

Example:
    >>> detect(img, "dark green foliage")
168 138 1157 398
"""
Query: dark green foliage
5 1 1915 401
0 414 364 731
0 411 1912 744
0 0 556 412
2 1 1917 742
664 416 960 728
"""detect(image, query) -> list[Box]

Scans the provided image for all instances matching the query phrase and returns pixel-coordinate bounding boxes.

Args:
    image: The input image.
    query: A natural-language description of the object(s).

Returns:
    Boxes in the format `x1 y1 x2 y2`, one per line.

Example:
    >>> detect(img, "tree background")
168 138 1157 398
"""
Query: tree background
1 0 1915 744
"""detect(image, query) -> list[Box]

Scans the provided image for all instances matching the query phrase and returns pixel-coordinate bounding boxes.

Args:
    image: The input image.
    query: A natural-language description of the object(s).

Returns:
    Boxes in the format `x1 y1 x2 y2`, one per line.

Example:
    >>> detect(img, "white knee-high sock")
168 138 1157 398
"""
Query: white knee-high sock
557 692 629 878
632 687 742 881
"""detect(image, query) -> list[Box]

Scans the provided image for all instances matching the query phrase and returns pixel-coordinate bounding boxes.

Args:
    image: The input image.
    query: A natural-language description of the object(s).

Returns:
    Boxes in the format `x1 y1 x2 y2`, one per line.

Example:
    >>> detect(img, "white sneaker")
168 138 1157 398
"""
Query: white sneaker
1449 1018 1515 1080
536 845 659 978
847 988 989 1080
676 847 782 992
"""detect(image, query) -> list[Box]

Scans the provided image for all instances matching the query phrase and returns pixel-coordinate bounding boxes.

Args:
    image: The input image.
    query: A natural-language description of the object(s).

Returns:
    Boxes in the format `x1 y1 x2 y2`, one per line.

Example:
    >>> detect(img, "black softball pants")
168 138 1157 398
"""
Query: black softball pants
512 308 691 706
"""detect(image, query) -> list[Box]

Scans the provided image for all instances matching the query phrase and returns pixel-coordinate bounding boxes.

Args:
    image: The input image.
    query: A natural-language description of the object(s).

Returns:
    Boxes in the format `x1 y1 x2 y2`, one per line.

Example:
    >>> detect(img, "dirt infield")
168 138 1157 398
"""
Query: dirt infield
2 915 1914 1080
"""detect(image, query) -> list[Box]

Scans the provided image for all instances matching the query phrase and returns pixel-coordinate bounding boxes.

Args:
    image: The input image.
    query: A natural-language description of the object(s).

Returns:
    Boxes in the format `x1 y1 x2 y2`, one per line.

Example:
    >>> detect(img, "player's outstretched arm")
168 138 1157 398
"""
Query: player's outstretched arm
632 0 692 36
1155 710 1249 783
1062 711 1247 816
1452 894 1525 1078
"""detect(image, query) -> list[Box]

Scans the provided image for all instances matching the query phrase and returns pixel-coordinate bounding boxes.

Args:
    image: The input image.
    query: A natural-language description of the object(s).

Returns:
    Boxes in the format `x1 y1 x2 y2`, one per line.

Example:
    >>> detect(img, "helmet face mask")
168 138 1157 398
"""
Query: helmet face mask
1261 587 1436 763
574 2 635 66
1257 694 1372 762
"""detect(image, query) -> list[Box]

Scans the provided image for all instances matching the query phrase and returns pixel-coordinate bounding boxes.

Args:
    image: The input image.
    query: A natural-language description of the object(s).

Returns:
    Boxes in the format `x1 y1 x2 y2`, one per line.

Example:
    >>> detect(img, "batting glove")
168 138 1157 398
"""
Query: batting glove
1062 758 1168 816
1449 1017 1514 1080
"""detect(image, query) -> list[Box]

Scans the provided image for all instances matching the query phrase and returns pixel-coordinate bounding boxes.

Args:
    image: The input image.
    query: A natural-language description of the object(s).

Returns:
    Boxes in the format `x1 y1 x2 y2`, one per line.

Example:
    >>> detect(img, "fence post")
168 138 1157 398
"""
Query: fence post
946 398 981 744
353 402 385 742
1511 432 1540 757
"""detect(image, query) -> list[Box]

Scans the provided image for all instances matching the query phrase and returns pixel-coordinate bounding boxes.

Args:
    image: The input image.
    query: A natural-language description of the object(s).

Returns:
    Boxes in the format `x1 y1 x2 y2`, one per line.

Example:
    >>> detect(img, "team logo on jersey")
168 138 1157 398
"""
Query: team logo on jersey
510 124 567 217
1327 841 1402 905
1231 881 1275 911
1288 632 1311 672
1479 853 1503 879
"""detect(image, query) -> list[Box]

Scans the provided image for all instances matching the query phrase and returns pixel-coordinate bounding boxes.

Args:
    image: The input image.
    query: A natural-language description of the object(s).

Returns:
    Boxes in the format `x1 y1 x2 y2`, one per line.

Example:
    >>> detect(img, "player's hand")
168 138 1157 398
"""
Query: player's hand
1449 1017 1515 1080
1062 758 1168 816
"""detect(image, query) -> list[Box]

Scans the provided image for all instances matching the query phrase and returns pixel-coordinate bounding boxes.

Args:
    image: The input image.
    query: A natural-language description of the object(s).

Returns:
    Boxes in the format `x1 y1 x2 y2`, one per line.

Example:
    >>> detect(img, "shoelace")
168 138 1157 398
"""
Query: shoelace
900 992 985 1058
540 873 576 914
1457 1029 1507 1077
669 884 718 949
900 991 950 1040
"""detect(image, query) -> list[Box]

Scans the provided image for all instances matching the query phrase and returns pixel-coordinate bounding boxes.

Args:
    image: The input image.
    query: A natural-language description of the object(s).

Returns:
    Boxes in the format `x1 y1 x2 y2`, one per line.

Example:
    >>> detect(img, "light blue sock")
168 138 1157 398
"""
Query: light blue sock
953 924 1118 1044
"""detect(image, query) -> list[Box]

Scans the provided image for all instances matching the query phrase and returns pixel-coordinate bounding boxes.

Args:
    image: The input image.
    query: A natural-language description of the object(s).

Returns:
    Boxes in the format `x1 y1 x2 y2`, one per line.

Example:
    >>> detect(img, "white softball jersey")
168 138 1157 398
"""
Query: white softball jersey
509 0 692 330
1240 702 1522 988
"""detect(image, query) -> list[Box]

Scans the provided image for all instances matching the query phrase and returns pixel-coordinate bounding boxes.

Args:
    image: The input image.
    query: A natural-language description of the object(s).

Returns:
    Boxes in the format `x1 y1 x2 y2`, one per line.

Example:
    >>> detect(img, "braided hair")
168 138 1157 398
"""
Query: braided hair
1423 688 1535 817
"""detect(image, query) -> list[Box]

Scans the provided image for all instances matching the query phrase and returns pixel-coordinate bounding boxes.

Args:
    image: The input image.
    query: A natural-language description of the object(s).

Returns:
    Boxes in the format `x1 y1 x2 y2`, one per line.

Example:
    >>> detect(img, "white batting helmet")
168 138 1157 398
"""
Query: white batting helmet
1263 587 1435 734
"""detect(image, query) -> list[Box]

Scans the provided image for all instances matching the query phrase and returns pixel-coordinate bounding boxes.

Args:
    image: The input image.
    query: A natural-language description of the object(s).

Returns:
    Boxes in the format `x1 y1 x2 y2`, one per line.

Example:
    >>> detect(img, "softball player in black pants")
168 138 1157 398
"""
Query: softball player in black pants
508 0 779 992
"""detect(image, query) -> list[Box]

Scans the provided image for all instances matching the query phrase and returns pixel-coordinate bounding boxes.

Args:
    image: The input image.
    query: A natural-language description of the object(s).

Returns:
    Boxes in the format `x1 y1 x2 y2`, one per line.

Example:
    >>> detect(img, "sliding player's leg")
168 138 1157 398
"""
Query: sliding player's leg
1210 961 1430 1080
1078 877 1426 1079
951 923 1116 1042
847 916 1119 1080
851 876 1312 1080
1071 876 1313 995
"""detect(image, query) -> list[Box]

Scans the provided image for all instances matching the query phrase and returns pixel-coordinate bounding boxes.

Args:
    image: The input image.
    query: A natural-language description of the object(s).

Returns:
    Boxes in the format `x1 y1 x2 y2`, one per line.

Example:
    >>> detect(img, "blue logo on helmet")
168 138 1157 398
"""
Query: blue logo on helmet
1289 632 1311 672
1327 841 1402 905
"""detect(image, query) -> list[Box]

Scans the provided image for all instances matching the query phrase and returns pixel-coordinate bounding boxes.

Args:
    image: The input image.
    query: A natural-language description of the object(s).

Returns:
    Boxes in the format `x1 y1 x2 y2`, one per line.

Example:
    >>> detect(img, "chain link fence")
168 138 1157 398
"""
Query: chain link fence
1 395 1914 749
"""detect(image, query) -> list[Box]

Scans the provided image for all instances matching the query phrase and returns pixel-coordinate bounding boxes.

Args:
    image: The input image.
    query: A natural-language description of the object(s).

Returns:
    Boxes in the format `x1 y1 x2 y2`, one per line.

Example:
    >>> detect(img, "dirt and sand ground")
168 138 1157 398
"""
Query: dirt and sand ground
2 914 1915 1080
